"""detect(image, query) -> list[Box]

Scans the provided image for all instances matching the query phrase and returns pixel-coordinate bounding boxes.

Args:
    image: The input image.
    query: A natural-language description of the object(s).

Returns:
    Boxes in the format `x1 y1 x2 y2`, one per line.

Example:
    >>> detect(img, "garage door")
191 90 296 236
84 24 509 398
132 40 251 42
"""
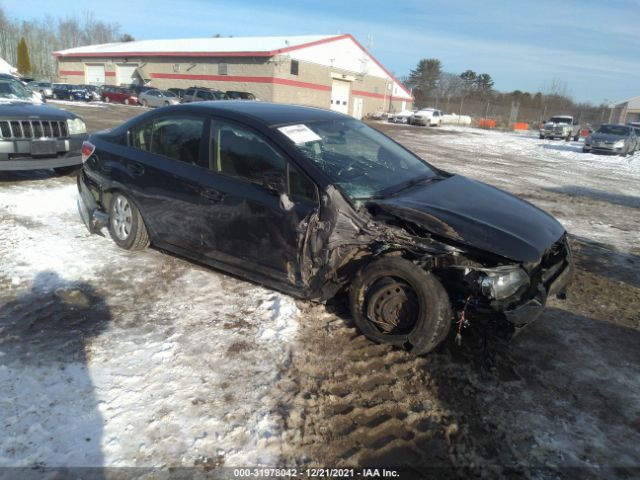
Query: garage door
116 64 138 85
330 80 350 115
85 64 105 85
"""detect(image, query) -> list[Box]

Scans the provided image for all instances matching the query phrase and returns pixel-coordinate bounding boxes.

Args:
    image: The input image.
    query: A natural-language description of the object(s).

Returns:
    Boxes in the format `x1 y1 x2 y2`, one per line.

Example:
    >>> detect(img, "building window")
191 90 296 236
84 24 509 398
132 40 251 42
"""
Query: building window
218 63 228 75
290 60 299 76
172 63 180 72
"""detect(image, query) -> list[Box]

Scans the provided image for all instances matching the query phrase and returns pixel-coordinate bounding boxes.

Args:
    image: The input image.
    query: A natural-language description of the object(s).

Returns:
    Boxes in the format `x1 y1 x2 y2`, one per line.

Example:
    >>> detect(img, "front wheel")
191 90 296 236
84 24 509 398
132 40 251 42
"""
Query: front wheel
349 257 452 355
108 192 150 250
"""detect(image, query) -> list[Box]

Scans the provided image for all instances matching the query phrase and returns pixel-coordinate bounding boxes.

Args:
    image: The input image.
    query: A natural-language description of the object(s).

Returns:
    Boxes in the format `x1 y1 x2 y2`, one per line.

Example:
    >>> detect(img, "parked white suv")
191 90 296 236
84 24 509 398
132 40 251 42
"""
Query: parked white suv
410 108 443 127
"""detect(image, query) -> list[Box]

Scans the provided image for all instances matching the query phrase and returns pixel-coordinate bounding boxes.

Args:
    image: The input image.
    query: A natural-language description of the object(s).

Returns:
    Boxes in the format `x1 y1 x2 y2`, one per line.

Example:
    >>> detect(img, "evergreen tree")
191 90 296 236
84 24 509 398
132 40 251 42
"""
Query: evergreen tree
16 37 30 75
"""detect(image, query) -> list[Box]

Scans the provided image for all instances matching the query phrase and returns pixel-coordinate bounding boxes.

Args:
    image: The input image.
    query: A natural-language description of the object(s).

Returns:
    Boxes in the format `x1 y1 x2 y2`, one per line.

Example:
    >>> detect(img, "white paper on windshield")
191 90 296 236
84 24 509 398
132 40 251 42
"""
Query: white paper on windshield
278 124 322 144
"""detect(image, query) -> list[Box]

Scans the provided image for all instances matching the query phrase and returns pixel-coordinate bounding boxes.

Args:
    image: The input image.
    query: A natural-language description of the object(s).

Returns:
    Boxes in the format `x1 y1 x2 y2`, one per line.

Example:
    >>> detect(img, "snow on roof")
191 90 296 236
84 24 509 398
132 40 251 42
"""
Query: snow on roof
53 35 339 57
0 57 17 75
610 96 640 109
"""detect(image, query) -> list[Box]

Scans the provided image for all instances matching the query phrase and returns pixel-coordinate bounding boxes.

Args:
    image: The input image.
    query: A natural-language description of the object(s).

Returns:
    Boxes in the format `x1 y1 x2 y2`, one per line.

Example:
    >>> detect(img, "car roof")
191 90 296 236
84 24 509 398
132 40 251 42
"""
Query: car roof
158 101 346 127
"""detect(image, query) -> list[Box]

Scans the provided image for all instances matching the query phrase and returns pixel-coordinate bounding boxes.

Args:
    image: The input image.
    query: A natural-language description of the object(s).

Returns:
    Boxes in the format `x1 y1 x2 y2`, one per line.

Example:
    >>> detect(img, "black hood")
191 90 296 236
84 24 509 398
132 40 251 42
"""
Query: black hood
369 175 565 262
0 102 76 120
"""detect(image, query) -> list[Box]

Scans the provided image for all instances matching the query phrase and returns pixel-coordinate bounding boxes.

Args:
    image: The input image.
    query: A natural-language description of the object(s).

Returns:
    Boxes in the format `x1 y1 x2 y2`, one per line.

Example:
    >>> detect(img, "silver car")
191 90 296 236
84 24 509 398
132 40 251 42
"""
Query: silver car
139 89 180 108
583 124 636 156
27 81 53 98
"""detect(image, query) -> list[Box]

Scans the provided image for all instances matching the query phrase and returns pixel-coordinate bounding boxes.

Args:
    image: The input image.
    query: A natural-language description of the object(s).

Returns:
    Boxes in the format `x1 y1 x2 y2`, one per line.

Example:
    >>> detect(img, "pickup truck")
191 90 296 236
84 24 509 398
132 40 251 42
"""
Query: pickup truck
539 115 580 141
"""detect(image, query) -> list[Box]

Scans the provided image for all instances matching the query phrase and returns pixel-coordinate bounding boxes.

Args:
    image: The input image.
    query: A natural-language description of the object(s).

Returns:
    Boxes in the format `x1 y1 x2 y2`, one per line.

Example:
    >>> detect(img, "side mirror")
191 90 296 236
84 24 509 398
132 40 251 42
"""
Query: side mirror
263 170 286 194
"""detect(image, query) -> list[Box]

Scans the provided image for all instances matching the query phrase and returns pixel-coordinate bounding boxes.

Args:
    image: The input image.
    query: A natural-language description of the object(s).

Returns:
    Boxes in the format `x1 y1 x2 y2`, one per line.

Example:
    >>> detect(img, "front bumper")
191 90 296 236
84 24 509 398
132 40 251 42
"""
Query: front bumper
503 243 573 330
583 145 624 155
0 134 86 170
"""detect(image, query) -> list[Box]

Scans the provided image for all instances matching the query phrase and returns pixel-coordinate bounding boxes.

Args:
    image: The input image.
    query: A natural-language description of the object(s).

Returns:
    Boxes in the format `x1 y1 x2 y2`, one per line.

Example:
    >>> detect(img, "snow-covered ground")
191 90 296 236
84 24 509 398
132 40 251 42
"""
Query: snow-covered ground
1 120 639 475
0 181 299 468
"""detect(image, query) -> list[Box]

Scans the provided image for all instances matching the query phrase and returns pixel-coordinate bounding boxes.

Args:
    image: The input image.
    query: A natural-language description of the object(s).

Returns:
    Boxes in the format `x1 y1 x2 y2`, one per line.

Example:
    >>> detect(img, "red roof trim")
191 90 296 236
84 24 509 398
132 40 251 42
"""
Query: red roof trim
344 34 412 99
352 89 410 102
54 51 274 58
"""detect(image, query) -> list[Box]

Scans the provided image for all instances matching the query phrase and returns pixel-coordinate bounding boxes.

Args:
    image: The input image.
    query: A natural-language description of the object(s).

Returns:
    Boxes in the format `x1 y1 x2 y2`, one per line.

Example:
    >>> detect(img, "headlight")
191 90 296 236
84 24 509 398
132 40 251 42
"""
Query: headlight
613 140 624 148
67 118 86 135
479 267 529 300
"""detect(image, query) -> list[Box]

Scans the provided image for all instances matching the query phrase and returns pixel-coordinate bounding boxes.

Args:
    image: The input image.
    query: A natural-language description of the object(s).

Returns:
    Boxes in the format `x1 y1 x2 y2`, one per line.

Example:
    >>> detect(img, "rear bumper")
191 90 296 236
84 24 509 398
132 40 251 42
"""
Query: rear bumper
77 170 109 234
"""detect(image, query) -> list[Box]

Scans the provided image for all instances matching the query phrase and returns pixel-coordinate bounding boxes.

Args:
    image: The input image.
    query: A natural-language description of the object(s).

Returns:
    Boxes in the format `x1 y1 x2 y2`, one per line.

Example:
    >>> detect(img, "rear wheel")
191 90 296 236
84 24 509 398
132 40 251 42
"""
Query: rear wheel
108 192 150 250
104 96 110 103
349 257 452 355
124 98 130 105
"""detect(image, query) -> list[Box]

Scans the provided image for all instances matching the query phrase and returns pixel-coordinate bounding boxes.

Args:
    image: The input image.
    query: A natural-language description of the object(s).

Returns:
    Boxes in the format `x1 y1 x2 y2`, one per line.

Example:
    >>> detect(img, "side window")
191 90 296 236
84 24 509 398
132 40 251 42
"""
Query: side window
210 120 285 183
149 116 205 164
184 88 195 97
131 121 153 151
288 162 317 203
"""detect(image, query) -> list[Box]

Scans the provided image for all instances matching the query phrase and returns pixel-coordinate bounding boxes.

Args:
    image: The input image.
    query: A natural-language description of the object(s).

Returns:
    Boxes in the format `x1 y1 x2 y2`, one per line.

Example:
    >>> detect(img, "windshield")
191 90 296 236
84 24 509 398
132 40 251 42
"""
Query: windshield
0 77 33 100
281 119 439 201
549 117 572 124
596 125 629 136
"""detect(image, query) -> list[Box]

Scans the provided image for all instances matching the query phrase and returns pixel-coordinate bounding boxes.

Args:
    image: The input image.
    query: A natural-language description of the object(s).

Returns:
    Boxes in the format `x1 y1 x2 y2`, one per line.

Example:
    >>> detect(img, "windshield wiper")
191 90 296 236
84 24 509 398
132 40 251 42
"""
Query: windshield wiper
372 175 440 199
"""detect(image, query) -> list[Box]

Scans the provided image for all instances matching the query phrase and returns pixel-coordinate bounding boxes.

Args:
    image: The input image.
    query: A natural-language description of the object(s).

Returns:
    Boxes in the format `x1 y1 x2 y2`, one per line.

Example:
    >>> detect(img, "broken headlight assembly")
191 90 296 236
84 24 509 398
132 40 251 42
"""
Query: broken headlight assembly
478 266 530 300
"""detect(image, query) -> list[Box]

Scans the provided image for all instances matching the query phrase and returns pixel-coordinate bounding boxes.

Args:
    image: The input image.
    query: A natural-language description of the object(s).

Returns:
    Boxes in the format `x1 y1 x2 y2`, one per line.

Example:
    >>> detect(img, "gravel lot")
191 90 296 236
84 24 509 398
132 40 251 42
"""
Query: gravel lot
1 101 639 478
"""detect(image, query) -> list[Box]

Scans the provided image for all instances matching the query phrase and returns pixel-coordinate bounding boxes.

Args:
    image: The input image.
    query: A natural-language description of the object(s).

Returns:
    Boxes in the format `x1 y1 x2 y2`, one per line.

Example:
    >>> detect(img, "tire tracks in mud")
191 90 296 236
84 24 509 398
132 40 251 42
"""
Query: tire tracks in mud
276 302 490 478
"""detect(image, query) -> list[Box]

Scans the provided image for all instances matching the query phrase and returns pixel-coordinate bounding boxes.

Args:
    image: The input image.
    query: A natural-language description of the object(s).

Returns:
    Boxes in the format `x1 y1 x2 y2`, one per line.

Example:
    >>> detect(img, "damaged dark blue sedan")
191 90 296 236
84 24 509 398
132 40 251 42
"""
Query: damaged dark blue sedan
77 102 572 355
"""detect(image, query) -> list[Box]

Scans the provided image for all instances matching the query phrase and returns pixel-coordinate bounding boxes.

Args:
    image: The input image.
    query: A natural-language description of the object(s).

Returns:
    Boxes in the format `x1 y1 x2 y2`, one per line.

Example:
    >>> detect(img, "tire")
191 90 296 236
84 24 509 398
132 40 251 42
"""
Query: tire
108 192 150 251
53 93 57 99
573 133 580 141
349 257 452 355
539 134 544 139
104 96 110 103
582 147 589 153
53 165 80 176
141 99 148 107
124 98 130 105
565 134 571 142
164 101 169 106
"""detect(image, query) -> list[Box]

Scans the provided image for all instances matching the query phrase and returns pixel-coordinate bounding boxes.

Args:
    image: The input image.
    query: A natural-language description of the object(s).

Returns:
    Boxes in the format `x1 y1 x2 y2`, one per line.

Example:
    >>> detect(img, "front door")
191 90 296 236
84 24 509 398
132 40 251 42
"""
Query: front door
331 79 350 114
201 117 318 285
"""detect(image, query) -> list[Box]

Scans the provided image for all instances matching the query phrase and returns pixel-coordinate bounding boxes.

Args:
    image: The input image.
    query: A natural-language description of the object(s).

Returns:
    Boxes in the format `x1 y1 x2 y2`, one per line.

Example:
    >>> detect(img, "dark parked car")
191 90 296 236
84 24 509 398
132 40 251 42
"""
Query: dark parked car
101 86 139 105
225 91 256 100
52 83 91 101
167 88 185 99
583 124 636 156
77 102 572 355
0 74 87 173
79 84 101 101
181 86 228 103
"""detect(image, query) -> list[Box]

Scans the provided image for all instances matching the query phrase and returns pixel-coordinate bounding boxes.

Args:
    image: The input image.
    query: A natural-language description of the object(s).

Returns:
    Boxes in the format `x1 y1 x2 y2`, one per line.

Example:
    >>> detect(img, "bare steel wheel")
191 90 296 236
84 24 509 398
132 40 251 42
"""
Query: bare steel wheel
366 277 418 335
349 257 452 355
108 192 149 250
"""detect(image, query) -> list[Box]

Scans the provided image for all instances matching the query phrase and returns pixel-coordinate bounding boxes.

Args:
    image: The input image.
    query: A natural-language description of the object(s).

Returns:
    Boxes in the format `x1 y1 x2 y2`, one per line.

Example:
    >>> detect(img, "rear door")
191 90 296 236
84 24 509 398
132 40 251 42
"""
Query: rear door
124 113 211 249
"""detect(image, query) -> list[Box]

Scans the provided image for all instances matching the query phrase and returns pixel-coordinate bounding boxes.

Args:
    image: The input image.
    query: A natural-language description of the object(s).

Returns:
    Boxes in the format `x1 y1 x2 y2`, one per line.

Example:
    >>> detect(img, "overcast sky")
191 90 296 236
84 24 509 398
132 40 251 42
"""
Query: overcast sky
4 0 639 104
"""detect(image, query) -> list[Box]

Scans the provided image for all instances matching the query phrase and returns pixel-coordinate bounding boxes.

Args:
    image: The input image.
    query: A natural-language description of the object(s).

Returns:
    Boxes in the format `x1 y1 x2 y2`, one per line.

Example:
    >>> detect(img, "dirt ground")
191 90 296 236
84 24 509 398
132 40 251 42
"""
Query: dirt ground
1 102 639 479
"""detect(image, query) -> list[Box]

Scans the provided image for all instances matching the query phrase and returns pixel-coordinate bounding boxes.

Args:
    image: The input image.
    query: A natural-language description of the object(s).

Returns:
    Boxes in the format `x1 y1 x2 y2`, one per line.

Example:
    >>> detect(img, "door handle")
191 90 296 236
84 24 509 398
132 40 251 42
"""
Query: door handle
127 163 145 176
200 188 224 203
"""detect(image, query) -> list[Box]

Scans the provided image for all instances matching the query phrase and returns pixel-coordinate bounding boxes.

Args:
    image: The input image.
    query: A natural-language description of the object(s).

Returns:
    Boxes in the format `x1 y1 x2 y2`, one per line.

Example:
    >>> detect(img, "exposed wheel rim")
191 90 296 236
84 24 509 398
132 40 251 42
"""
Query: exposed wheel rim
365 276 419 335
112 195 133 240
